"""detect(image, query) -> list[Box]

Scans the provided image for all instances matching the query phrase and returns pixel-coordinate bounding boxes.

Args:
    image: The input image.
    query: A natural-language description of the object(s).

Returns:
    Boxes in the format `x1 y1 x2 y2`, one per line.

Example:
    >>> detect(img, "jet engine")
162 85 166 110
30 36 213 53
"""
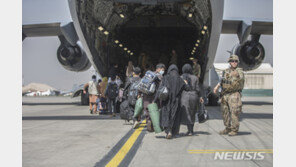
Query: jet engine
57 41 91 72
232 37 265 71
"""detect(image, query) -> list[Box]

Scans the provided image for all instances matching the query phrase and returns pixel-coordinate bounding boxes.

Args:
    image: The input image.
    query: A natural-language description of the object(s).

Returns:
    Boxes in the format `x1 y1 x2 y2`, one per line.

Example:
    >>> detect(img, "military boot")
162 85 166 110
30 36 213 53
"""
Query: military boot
228 131 238 136
219 128 231 135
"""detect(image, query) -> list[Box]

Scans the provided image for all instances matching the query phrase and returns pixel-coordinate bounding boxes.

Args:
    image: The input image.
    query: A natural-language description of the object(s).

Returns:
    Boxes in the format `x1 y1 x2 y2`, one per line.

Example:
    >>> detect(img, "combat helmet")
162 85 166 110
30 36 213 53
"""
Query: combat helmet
228 54 240 63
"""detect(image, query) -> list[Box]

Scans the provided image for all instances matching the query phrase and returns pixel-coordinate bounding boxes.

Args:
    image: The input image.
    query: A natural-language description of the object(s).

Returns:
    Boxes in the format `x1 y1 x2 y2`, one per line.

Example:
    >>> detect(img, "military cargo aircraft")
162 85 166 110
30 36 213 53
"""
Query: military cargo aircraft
22 0 272 105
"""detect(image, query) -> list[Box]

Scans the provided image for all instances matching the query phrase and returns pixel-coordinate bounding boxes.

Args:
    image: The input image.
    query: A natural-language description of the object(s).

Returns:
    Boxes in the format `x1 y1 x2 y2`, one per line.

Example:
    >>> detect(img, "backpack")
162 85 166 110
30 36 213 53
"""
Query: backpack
120 100 133 121
107 82 118 99
128 80 140 106
158 77 169 101
137 70 157 95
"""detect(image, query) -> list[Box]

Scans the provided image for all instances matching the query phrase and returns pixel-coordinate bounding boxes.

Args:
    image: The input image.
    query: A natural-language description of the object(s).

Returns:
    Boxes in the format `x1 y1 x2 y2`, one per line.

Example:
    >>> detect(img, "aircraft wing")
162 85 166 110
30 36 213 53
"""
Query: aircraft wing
22 21 92 72
221 18 273 43
22 22 62 40
22 22 78 46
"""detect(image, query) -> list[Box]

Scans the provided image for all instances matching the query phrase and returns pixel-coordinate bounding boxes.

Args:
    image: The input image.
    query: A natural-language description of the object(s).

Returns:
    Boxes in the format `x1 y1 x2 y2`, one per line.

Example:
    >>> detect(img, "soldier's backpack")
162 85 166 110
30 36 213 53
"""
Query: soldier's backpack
128 80 140 106
137 70 157 95
107 82 118 99
120 100 133 121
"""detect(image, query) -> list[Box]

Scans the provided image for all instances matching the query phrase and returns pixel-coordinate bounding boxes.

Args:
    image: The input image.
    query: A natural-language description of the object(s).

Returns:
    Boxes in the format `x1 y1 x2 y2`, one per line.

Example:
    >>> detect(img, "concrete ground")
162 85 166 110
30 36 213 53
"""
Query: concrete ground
22 96 273 167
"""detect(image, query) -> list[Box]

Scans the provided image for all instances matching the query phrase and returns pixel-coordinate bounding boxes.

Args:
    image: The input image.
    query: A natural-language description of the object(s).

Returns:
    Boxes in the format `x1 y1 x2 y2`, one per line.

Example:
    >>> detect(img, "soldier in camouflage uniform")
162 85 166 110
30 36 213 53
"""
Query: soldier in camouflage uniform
192 58 201 79
213 55 245 136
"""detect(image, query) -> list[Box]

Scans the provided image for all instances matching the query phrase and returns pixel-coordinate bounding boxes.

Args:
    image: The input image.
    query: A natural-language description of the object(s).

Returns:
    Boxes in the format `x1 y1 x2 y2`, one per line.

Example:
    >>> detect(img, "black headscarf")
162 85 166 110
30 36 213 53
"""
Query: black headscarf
165 64 184 93
181 64 193 89
167 64 179 74
182 64 192 74
161 64 186 135
166 64 184 97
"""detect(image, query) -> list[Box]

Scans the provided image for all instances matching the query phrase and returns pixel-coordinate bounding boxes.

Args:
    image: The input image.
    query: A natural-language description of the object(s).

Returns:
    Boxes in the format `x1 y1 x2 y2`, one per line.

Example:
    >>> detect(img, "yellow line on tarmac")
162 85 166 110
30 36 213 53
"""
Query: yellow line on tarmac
105 120 146 167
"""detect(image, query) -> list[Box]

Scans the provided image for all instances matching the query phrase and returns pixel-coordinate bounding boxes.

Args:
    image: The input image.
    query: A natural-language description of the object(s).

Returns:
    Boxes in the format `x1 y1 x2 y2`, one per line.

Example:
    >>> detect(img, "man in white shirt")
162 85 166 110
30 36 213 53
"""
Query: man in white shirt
83 75 101 114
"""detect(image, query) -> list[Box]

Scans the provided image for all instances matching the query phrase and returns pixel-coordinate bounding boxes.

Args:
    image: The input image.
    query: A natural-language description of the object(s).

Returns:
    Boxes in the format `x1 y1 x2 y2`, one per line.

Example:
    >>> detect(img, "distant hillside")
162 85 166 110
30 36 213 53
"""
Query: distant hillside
22 83 57 94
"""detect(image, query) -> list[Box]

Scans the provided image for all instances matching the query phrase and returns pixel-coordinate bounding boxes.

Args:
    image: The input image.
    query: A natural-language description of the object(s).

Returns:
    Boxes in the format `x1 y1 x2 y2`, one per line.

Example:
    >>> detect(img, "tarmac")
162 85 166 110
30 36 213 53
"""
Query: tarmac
22 96 273 167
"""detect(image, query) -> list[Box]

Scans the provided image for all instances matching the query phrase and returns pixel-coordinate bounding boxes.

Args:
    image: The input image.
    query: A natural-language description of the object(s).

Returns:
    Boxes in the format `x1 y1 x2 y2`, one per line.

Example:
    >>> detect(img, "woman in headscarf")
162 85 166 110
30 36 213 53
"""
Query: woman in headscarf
125 61 134 78
100 77 108 95
180 64 204 136
160 64 187 139
98 77 108 111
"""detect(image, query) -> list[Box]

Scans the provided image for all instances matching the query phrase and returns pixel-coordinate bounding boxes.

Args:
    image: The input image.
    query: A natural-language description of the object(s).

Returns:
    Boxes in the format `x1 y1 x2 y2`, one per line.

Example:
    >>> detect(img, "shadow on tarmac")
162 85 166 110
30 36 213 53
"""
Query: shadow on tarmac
155 131 212 139
241 113 273 119
242 101 273 105
195 131 211 135
208 113 273 120
22 115 121 120
22 102 81 106
236 131 252 136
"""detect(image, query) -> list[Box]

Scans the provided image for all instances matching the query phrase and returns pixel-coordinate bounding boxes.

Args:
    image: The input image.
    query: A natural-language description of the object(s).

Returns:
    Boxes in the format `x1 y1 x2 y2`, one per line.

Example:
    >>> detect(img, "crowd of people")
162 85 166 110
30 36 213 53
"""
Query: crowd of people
82 54 203 138
82 52 245 139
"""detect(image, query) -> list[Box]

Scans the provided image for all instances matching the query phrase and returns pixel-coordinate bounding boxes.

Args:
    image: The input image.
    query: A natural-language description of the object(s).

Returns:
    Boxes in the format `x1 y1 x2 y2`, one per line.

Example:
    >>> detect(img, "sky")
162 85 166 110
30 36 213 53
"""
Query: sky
22 0 273 90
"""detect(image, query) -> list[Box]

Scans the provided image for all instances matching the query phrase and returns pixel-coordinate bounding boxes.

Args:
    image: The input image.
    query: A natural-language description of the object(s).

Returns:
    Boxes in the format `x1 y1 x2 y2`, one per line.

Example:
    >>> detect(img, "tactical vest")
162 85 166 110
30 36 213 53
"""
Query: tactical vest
221 68 244 94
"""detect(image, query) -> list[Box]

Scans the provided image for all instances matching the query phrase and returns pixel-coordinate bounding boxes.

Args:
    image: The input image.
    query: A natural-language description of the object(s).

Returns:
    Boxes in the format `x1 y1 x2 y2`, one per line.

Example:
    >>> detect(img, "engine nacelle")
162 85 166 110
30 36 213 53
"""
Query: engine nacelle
57 43 91 72
232 40 265 71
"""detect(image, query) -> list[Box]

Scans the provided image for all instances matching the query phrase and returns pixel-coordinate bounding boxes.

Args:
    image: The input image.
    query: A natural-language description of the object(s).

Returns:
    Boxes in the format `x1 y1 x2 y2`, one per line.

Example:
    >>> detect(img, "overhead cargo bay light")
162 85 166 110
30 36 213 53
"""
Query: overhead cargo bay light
197 40 200 43
103 31 109 35
98 26 104 31
188 13 193 18
114 40 119 44
193 47 196 50
201 30 205 35
130 52 134 55
124 47 127 51
195 43 199 47
119 44 123 47
203 25 208 30
127 50 130 53
189 57 194 60
119 14 125 18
